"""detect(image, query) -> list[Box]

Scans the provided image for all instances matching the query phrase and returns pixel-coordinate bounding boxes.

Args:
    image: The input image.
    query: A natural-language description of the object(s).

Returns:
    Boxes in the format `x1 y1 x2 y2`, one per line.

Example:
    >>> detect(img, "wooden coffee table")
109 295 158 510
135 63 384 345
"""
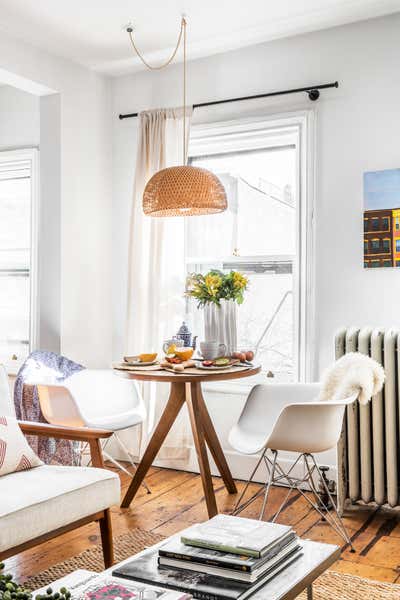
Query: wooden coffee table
116 365 261 517
35 538 340 600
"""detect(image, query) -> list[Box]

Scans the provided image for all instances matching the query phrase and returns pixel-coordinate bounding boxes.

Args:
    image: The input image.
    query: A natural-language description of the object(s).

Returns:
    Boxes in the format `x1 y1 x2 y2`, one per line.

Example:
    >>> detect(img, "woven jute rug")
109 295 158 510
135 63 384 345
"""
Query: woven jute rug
23 528 400 599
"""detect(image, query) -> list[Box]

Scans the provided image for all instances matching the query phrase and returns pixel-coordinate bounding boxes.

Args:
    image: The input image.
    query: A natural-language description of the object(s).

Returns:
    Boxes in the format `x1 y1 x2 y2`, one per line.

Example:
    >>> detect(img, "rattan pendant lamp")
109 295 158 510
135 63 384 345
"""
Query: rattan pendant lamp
127 17 227 217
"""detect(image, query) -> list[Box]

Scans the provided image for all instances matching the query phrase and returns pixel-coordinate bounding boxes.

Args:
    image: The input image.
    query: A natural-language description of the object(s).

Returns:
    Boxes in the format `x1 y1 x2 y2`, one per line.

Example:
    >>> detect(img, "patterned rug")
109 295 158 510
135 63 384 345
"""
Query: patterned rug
24 529 400 599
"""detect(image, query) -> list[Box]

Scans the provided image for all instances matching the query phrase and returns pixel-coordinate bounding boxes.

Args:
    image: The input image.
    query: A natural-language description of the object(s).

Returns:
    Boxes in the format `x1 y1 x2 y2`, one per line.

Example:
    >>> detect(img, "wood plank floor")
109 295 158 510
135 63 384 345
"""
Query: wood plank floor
5 464 400 584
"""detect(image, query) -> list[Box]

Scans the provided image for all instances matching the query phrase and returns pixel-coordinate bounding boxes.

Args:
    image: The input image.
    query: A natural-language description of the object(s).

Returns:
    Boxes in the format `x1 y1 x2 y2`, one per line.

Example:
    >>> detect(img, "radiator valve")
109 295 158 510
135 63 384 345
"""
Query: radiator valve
317 465 336 510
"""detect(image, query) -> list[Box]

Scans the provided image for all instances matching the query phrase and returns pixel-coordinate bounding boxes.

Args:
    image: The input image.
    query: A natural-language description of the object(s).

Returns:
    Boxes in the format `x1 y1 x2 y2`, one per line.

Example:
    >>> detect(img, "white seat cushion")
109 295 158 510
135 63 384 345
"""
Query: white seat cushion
0 465 120 552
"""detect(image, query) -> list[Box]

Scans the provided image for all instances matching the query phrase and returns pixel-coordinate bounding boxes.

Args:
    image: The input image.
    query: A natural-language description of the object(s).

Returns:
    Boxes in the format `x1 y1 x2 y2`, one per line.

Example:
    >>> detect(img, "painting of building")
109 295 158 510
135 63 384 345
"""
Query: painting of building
364 169 400 268
392 208 400 267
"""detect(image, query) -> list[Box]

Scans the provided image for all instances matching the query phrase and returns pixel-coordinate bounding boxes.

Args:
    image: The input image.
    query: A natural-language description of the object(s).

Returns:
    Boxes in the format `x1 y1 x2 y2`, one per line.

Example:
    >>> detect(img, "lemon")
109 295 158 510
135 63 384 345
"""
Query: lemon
167 343 177 354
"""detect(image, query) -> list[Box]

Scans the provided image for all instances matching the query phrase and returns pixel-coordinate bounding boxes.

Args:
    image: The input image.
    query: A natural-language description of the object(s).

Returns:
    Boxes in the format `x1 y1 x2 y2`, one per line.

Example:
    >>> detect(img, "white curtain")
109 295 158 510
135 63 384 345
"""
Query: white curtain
126 107 193 462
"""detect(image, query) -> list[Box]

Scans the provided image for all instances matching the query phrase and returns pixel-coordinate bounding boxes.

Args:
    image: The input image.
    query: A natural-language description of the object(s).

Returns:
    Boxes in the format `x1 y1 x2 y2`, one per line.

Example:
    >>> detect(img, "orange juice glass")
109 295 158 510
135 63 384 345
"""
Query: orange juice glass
174 347 194 361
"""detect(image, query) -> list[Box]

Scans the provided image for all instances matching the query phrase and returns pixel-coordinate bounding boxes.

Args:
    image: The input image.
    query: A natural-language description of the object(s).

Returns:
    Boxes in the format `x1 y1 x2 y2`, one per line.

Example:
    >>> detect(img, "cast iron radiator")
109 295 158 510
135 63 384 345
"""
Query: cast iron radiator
335 327 399 514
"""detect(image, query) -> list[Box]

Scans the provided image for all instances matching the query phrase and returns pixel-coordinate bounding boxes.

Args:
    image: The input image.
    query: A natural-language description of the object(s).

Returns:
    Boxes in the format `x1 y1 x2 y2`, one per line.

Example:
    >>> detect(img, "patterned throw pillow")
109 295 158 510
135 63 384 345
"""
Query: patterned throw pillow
0 415 43 476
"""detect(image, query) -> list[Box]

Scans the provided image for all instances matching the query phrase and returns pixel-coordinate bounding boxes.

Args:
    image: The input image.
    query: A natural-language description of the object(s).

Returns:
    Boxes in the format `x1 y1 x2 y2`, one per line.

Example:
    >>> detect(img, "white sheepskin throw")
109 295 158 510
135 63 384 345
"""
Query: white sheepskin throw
319 352 385 405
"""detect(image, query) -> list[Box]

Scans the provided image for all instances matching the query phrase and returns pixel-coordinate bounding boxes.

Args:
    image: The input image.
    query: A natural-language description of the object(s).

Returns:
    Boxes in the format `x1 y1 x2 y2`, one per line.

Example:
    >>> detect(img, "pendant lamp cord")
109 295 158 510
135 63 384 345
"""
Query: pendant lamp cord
127 16 188 165
183 17 187 165
127 17 185 70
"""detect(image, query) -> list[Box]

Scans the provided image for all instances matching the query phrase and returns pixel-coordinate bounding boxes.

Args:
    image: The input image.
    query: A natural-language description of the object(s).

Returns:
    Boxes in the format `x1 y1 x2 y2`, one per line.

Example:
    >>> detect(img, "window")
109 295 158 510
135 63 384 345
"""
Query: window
396 260 400 267
396 240 400 253
382 239 390 252
186 114 314 382
371 218 380 231
371 261 380 268
364 219 368 232
0 150 38 367
383 260 392 267
382 217 389 231
371 239 380 252
364 240 368 253
396 218 400 230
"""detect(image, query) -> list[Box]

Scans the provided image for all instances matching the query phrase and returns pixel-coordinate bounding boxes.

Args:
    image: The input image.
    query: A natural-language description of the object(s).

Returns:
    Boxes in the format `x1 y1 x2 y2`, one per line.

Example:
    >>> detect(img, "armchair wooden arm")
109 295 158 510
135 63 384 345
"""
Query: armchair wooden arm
18 421 113 468
18 420 112 440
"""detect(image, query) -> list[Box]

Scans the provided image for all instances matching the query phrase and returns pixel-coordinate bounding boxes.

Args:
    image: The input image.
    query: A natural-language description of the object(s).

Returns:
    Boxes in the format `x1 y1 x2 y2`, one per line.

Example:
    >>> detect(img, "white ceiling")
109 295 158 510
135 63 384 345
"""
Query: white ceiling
0 0 399 76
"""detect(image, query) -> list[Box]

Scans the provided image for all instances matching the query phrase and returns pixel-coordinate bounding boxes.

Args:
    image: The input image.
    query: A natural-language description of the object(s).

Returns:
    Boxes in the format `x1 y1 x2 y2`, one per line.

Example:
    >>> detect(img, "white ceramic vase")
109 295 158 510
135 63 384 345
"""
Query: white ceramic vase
204 299 237 356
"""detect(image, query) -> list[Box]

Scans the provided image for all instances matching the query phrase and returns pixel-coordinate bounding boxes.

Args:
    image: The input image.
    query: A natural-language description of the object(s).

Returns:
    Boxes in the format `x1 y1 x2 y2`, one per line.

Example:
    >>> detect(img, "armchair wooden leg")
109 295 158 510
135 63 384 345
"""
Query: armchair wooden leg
99 509 114 568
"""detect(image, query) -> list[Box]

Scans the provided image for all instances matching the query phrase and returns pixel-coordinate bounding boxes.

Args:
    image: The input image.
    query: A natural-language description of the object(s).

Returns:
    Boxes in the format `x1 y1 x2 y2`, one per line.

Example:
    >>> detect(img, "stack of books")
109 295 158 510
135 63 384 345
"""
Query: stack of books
113 515 302 600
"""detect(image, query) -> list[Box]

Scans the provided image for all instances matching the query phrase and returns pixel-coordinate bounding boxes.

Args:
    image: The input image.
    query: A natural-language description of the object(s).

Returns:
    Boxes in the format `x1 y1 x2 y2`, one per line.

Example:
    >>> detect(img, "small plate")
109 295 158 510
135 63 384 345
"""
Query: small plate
196 361 237 371
124 359 158 367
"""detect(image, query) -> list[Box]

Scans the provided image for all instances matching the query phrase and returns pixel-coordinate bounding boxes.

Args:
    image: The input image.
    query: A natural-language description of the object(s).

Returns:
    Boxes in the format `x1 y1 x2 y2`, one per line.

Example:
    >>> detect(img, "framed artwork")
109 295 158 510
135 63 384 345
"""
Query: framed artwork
364 168 400 268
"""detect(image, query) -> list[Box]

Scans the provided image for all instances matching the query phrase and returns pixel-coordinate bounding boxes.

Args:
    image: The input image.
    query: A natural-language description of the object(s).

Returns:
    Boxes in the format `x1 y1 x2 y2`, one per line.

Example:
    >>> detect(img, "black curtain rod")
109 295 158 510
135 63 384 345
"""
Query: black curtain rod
118 81 338 120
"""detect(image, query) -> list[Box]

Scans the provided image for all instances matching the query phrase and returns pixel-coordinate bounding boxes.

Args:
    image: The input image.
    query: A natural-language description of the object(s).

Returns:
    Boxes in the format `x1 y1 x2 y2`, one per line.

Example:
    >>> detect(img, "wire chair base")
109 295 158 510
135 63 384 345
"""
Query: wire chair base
231 449 355 552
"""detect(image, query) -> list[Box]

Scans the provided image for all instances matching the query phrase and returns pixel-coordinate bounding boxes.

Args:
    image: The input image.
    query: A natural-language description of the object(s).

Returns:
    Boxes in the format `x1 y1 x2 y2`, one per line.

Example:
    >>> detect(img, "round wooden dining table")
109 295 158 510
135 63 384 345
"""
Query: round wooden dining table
116 365 261 517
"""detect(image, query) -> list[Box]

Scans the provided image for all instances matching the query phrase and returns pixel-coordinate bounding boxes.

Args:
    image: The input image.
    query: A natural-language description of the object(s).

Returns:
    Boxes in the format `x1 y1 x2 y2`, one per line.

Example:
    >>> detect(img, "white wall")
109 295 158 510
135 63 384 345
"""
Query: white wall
0 31 112 367
0 86 39 150
111 14 400 478
39 94 61 353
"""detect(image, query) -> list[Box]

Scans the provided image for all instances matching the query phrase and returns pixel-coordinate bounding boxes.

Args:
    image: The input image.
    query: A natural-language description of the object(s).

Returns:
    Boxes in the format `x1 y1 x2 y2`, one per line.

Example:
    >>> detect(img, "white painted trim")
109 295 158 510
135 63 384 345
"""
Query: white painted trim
0 148 40 354
148 447 337 489
188 110 316 382
109 436 338 488
298 110 317 382
30 148 40 352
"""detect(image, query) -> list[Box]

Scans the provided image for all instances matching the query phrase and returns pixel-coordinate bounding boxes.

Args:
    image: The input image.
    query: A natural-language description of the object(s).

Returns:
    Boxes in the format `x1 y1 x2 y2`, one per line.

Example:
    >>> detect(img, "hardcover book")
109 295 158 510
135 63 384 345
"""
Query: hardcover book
158 538 300 583
180 515 293 558
159 533 297 572
112 544 302 600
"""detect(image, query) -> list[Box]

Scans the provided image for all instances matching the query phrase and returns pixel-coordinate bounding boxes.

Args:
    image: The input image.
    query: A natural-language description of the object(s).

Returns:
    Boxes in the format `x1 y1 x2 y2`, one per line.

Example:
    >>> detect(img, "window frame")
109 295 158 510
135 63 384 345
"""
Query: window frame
187 111 316 382
0 148 39 367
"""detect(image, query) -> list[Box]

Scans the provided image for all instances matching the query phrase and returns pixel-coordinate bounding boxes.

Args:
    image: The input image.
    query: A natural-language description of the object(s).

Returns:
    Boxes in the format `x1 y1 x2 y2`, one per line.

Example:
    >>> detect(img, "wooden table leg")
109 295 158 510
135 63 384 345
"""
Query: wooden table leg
197 386 237 494
121 383 186 508
187 382 218 517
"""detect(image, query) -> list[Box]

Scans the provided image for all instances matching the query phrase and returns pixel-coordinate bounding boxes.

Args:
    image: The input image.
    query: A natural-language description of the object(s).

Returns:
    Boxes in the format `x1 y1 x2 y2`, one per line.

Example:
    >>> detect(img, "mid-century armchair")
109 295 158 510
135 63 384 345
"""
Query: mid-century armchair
0 420 120 567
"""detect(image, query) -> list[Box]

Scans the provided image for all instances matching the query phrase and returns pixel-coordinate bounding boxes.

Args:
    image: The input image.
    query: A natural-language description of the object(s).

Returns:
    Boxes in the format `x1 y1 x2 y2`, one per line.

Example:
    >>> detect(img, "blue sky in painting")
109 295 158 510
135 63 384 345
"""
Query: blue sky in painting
364 168 400 210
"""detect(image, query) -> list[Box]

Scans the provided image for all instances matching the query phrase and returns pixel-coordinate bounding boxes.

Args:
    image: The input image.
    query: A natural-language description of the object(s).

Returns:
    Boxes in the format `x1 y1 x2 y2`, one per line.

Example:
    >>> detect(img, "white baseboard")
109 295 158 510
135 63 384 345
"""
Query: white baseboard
110 443 337 487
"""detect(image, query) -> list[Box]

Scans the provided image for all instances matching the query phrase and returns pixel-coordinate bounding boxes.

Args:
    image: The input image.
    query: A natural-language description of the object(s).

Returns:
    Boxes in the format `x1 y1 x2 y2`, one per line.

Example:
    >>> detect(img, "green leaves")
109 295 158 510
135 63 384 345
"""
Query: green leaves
0 564 70 600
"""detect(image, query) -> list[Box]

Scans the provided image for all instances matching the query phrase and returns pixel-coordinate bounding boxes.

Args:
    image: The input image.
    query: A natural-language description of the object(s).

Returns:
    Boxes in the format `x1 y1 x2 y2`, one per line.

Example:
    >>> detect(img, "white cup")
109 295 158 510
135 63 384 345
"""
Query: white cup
200 341 227 360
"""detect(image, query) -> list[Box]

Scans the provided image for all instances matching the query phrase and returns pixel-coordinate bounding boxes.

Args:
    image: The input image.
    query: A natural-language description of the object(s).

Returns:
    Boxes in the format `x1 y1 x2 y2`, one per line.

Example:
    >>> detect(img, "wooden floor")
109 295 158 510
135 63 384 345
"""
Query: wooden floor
5 464 400 584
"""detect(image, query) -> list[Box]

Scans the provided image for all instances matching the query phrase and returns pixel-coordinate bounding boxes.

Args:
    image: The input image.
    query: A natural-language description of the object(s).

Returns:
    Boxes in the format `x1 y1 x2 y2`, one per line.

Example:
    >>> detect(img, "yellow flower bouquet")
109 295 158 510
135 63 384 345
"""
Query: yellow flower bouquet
186 269 248 307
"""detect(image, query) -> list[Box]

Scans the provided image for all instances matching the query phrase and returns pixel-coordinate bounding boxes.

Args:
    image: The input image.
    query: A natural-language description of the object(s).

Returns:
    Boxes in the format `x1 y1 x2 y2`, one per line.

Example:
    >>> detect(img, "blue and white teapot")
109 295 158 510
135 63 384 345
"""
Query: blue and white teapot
176 321 197 350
